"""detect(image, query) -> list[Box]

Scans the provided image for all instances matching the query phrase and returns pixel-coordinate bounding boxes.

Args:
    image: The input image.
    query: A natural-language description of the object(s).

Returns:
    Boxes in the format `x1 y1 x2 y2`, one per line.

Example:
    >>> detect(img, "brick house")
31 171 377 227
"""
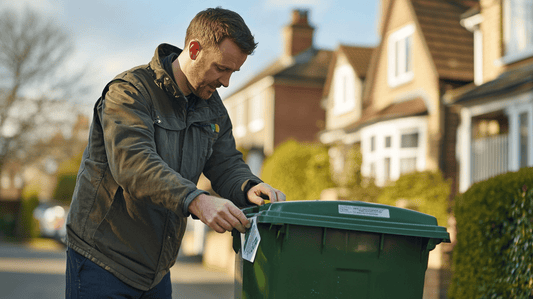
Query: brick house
223 9 332 175
444 0 533 193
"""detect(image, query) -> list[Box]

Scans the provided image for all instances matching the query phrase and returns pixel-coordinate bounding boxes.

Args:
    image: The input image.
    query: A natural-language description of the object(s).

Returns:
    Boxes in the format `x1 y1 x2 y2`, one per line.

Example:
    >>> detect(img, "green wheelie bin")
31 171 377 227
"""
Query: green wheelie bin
232 200 450 299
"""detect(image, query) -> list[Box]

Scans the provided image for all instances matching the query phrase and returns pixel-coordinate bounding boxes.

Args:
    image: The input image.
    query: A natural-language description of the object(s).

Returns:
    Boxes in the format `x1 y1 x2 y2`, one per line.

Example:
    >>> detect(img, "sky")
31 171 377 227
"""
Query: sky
0 0 380 108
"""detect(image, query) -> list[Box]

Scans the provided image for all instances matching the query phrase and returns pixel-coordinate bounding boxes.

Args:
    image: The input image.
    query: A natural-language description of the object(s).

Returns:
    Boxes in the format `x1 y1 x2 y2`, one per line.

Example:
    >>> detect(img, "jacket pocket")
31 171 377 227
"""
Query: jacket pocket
93 189 168 278
153 115 186 171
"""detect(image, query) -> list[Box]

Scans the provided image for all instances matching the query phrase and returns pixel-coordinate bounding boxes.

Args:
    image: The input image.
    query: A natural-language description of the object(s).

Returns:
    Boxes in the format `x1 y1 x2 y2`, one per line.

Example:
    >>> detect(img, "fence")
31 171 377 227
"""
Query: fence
472 134 509 184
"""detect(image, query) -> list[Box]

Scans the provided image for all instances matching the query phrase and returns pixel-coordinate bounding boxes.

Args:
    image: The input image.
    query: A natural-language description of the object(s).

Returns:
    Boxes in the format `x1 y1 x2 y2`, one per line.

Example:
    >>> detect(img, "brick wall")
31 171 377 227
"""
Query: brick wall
273 84 325 147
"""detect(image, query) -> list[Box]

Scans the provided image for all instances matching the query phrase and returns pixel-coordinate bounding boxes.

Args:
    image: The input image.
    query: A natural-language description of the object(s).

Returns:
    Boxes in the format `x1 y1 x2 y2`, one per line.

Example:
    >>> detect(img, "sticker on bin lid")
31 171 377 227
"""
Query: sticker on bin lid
241 216 261 263
338 204 390 218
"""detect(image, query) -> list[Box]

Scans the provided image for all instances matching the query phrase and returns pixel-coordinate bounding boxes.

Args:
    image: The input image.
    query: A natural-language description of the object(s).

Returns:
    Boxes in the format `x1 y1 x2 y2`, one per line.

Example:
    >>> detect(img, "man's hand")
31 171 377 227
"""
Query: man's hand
188 194 250 233
247 183 286 206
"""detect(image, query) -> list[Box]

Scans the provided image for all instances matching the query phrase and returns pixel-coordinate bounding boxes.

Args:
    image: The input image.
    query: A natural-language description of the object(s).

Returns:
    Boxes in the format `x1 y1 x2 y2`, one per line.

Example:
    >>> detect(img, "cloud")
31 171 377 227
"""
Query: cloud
0 0 63 16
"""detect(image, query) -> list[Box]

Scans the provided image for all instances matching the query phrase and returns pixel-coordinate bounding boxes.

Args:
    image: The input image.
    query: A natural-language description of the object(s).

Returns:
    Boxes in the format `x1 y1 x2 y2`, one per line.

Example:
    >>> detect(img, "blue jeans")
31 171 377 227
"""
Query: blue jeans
65 247 172 299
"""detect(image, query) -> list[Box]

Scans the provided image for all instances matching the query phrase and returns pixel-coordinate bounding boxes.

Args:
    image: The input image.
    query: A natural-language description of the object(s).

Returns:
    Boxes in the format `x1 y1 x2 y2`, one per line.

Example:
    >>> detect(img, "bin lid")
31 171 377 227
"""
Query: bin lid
242 200 450 242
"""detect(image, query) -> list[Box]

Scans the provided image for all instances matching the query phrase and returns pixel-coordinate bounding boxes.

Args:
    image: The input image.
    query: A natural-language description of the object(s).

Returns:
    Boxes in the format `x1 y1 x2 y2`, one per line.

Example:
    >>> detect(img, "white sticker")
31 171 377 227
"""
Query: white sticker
338 204 390 218
241 216 261 263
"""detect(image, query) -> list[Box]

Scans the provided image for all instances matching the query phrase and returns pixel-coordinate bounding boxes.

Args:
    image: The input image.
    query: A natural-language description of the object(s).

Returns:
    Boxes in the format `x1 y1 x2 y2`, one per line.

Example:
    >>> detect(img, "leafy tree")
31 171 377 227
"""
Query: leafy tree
261 139 334 201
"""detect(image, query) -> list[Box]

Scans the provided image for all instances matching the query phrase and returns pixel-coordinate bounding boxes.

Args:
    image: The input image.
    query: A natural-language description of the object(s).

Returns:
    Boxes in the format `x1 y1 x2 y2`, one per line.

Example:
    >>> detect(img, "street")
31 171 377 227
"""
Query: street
0 241 234 299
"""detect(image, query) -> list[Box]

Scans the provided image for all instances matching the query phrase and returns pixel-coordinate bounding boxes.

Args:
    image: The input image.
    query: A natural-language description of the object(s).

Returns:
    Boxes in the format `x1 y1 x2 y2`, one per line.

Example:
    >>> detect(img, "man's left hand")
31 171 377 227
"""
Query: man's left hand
247 183 286 206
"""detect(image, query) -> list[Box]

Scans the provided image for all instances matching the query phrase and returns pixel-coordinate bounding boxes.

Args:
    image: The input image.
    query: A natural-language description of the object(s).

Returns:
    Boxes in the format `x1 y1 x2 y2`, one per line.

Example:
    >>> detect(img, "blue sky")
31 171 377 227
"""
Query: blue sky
1 0 380 105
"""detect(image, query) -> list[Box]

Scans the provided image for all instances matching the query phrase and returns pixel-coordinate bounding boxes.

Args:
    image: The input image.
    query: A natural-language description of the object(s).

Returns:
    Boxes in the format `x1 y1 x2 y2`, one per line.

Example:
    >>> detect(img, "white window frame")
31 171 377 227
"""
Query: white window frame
333 65 356 115
388 24 415 87
502 0 533 64
248 92 265 133
361 116 427 186
229 97 246 138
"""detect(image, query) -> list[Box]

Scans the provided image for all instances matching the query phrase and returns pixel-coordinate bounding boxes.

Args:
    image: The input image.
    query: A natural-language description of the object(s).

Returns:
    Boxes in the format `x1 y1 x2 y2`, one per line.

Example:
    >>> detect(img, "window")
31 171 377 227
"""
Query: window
248 93 264 133
503 0 533 60
233 102 246 138
361 119 426 186
401 132 419 148
333 65 356 115
388 24 415 87
385 136 392 148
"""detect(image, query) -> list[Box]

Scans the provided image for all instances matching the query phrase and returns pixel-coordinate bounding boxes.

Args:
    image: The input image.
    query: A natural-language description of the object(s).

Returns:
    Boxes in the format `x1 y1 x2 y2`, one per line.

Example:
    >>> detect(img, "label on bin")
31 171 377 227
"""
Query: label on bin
241 216 260 263
338 204 390 218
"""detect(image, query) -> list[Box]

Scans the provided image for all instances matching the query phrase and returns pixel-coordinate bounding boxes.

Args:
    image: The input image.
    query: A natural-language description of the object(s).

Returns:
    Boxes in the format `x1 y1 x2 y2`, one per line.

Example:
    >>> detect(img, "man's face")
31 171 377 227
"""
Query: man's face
186 38 248 100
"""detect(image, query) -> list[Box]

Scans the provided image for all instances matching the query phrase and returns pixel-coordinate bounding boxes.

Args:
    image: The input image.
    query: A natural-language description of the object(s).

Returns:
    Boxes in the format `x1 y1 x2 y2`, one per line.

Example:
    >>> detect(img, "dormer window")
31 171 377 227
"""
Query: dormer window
503 0 533 63
388 24 415 87
333 65 356 115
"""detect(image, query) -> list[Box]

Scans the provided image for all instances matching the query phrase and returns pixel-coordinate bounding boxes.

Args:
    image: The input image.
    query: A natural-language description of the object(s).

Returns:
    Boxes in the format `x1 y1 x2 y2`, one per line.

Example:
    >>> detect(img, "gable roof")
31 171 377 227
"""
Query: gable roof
346 97 428 132
225 47 332 98
362 0 475 109
411 0 474 81
322 45 375 98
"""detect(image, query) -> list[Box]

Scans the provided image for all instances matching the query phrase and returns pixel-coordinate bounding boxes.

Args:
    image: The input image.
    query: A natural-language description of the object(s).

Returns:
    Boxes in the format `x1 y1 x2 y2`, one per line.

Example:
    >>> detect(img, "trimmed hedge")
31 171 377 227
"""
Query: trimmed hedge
261 139 335 201
376 170 450 227
449 167 533 299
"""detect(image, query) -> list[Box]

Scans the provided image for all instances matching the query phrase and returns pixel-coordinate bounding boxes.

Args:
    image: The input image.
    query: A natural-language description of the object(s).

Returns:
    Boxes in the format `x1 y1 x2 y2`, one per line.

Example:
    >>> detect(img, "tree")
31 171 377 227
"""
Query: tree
0 7 87 183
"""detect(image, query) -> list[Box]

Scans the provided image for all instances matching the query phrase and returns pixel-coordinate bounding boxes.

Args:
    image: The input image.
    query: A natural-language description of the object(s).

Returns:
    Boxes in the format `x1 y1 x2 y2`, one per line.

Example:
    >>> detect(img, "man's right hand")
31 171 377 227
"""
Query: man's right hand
188 194 250 233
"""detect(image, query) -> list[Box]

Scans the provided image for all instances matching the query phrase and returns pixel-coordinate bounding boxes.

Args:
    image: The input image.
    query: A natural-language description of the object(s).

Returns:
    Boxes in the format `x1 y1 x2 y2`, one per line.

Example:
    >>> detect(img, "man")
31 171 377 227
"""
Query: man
65 7 285 298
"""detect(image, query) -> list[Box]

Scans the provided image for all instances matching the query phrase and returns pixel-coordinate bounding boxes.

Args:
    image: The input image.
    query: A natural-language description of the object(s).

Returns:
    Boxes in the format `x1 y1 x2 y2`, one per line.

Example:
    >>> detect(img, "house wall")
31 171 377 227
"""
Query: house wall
273 83 325 148
224 78 276 154
324 53 364 131
371 0 442 171
480 0 505 82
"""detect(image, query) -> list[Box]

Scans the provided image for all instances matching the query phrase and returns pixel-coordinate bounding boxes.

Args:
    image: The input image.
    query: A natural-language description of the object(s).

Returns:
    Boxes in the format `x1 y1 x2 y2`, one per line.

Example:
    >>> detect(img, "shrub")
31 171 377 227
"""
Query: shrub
331 144 382 202
261 139 334 201
53 174 77 204
53 149 83 204
449 167 533 299
375 170 450 227
15 194 40 239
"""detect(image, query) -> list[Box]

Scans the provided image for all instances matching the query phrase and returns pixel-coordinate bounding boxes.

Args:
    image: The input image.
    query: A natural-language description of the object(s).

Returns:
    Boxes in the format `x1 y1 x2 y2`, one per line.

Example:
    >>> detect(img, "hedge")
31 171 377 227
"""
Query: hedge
376 170 450 227
449 167 533 299
261 139 334 201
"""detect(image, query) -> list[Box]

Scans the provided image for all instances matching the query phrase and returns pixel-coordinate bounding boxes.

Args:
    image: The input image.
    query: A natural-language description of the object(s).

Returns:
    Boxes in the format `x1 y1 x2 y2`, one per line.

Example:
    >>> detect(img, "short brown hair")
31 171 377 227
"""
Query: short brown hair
185 7 257 55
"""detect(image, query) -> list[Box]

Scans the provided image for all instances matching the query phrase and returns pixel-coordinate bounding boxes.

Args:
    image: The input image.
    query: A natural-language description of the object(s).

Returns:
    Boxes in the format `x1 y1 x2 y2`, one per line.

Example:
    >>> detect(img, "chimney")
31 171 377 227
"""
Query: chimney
282 9 315 58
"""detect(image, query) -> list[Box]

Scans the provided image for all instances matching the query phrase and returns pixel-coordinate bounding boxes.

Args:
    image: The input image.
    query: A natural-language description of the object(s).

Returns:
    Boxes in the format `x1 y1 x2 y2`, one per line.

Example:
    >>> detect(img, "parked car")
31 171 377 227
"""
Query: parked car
33 202 69 243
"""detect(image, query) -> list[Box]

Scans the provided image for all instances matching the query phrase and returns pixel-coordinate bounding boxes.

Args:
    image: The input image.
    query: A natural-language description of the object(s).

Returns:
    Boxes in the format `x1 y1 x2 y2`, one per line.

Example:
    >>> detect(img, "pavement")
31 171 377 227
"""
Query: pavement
0 238 234 285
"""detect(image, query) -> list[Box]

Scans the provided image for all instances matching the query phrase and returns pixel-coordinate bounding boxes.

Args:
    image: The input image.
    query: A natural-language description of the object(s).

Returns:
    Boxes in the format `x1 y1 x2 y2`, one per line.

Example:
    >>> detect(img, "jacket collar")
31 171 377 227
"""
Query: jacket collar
148 43 186 100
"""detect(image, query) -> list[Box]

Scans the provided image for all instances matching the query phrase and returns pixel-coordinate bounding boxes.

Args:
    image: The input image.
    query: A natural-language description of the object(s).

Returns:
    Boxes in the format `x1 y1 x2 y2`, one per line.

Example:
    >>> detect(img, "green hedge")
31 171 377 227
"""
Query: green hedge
376 170 450 227
53 174 77 204
15 194 40 239
449 167 533 299
261 139 334 201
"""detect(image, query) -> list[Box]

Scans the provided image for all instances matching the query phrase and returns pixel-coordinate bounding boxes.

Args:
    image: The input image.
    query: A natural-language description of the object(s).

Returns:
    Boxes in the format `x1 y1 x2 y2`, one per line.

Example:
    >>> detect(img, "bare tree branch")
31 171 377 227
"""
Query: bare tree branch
0 7 88 177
